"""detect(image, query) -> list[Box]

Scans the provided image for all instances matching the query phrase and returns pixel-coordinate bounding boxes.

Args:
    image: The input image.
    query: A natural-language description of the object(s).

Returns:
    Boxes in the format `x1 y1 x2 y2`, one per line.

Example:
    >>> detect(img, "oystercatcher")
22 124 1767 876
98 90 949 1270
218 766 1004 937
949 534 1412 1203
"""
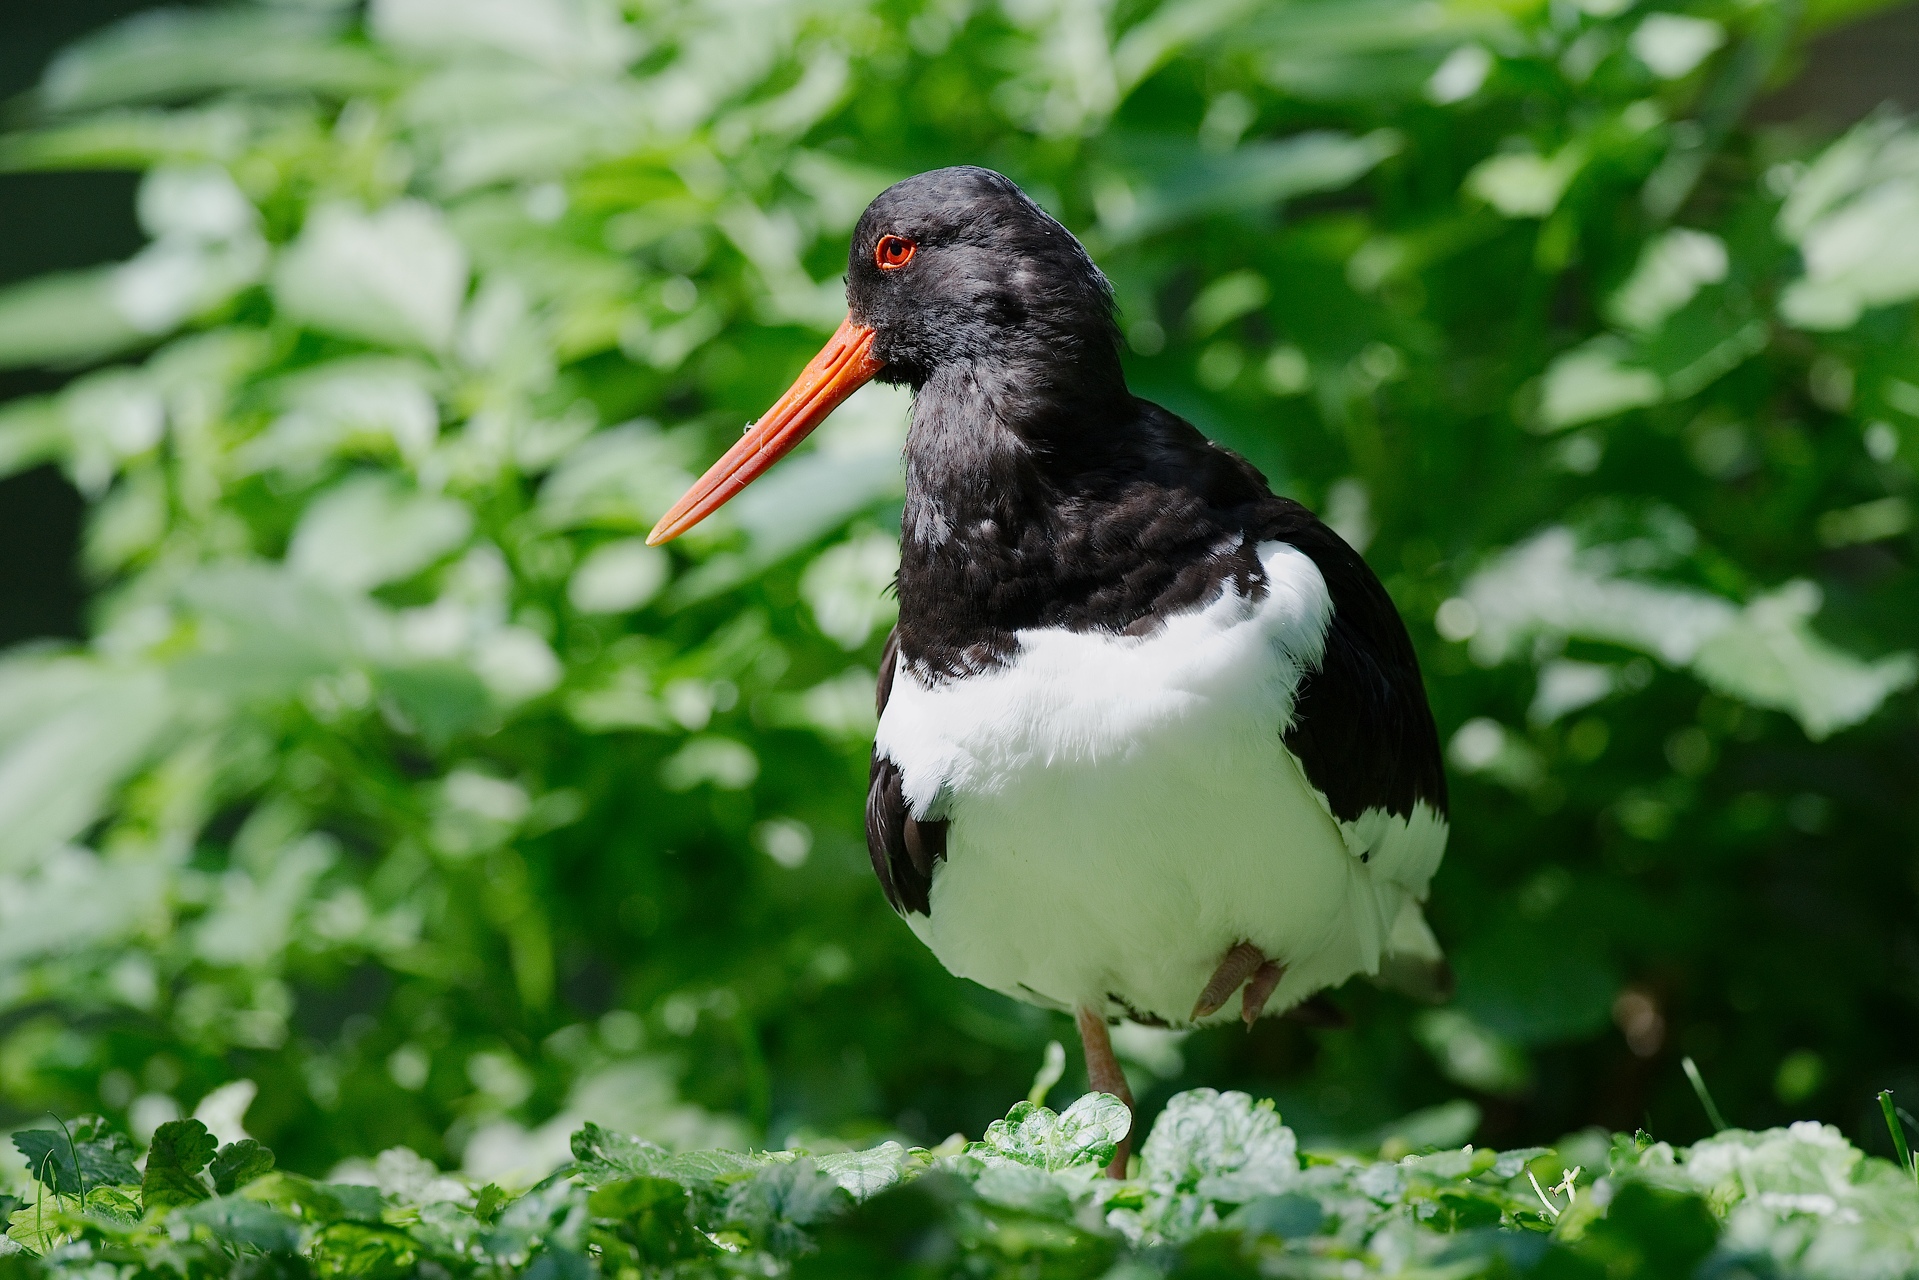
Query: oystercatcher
650 167 1449 1171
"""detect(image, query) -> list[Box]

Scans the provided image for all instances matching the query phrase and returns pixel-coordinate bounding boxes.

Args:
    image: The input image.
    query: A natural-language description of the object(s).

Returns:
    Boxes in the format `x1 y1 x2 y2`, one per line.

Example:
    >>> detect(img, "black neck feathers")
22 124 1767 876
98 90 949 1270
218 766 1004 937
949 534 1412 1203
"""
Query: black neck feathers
894 387 1281 678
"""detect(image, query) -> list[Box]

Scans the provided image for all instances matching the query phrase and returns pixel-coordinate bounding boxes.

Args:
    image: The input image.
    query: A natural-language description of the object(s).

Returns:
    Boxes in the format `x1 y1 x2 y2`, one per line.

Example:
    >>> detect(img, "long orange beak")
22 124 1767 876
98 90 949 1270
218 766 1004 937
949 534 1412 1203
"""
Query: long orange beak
646 316 883 545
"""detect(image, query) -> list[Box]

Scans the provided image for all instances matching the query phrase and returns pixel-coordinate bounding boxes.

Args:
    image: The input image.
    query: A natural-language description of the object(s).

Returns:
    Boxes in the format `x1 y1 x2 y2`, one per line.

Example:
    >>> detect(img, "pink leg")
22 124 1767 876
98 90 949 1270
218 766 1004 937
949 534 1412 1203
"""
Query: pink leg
1192 941 1265 1020
1075 1005 1134 1179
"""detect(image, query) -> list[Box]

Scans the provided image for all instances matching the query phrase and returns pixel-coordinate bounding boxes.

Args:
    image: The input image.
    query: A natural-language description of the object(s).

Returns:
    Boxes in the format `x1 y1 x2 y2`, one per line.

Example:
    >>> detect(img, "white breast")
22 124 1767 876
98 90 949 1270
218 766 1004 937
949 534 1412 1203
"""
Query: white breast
874 540 1447 1026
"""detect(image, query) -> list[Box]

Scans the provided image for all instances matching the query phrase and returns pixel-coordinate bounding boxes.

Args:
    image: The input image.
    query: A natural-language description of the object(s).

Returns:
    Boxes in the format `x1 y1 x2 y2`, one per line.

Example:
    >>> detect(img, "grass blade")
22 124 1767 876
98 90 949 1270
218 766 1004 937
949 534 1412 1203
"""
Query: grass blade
1682 1057 1729 1132
1879 1090 1915 1184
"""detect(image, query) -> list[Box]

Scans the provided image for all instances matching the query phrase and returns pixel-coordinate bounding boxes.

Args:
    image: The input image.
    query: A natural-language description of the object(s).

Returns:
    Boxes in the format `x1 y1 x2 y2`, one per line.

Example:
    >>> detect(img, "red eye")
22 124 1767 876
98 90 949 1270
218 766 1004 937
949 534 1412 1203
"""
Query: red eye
875 235 916 270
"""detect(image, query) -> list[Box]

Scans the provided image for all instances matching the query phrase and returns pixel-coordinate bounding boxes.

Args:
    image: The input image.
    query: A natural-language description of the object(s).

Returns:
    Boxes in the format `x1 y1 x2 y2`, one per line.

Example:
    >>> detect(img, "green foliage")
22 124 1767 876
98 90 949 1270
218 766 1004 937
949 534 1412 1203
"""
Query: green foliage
0 0 1914 1211
4 1094 1918 1277
141 1118 219 1210
10 1120 139 1199
212 1138 279 1196
976 1094 1132 1172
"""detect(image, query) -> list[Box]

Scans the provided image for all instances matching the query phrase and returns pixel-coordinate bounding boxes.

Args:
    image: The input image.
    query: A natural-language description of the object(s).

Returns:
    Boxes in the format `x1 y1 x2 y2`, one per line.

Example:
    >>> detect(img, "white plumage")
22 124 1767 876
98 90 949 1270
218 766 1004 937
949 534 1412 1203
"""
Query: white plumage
874 540 1448 1027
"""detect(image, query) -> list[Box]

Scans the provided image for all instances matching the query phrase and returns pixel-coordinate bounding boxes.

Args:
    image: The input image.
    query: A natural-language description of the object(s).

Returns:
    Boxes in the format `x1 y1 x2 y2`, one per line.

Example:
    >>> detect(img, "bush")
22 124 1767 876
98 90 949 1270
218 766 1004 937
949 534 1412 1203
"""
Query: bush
0 0 1915 1201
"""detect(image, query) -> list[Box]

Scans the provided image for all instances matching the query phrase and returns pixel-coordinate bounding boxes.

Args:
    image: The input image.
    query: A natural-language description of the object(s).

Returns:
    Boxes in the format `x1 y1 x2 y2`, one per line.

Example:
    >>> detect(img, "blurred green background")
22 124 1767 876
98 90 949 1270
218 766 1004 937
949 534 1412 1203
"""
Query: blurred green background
0 0 1915 1191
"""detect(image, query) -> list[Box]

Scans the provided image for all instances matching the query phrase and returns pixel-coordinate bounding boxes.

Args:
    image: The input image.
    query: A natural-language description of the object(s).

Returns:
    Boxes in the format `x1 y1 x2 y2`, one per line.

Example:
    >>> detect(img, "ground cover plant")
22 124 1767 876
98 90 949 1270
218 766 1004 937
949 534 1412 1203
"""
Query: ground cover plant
0 0 1917 1263
6 1087 1919 1276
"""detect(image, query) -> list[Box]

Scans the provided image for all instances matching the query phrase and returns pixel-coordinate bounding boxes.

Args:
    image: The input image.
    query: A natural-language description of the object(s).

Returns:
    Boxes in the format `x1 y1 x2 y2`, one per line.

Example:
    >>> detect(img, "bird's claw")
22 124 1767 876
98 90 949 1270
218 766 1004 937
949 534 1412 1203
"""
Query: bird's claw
1241 960 1285 1026
1192 941 1271 1021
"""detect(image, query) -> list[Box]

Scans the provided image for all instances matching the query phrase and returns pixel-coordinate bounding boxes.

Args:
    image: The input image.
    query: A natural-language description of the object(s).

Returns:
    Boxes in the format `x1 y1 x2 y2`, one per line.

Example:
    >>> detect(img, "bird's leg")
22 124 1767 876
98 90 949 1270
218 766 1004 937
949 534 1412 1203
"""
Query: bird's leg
1191 941 1265 1020
1241 961 1285 1027
1074 1005 1134 1179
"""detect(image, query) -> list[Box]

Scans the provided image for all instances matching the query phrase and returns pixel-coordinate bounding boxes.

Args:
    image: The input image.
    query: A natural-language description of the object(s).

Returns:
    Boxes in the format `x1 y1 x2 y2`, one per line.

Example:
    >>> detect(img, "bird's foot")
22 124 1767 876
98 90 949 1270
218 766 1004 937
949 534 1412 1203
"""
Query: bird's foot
1241 960 1285 1027
1191 942 1263 1020
1074 1005 1134 1179
1192 942 1288 1026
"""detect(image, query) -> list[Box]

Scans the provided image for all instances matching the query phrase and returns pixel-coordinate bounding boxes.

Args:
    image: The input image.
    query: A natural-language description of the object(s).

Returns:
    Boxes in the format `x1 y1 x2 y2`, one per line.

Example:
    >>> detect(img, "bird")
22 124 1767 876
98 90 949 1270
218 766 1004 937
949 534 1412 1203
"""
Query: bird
648 166 1449 1174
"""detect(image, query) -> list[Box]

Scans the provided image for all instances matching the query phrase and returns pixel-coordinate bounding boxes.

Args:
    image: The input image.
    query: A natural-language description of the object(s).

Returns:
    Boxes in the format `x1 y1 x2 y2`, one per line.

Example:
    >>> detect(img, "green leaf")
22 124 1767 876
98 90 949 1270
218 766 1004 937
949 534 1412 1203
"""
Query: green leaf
977 1092 1131 1173
276 1180 385 1225
792 1173 995 1279
1538 337 1664 429
0 398 64 480
0 659 171 875
1690 582 1919 741
307 1221 420 1276
41 8 390 112
1135 1089 1299 1242
521 1248 592 1280
287 473 474 593
1098 130 1402 242
375 660 495 746
8 1120 138 1200
0 107 252 172
0 268 144 370
1226 1192 1325 1241
587 1177 698 1264
1372 1100 1483 1158
140 1119 217 1211
74 1128 142 1192
74 1185 143 1228
568 1122 669 1189
1572 1182 1718 1277
166 565 363 699
536 423 698 534
721 1159 852 1259
7 1202 65 1254
209 1140 276 1195
660 1148 781 1184
812 1142 907 1201
11 1132 79 1198
273 201 468 352
971 1162 1075 1216
175 1195 301 1254
473 1183 509 1224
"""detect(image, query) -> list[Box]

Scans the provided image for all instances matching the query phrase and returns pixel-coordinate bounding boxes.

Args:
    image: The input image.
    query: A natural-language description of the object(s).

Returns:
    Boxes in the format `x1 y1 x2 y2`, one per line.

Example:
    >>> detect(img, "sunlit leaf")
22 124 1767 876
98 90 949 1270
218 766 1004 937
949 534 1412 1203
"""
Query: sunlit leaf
0 657 171 873
288 473 475 593
274 201 470 352
41 8 388 111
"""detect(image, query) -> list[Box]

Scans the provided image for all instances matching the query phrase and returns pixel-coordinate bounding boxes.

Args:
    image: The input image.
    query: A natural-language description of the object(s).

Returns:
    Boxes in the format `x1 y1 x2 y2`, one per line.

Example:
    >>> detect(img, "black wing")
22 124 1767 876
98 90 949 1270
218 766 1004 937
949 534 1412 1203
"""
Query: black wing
1266 507 1447 825
866 626 947 915
1264 507 1452 1002
1111 404 1446 824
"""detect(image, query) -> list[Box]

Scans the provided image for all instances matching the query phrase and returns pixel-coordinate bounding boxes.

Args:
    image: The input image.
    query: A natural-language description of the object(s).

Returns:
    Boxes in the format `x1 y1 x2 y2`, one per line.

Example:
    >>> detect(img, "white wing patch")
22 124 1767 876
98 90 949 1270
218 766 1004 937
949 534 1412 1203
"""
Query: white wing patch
874 540 1449 1026
879 541 1331 819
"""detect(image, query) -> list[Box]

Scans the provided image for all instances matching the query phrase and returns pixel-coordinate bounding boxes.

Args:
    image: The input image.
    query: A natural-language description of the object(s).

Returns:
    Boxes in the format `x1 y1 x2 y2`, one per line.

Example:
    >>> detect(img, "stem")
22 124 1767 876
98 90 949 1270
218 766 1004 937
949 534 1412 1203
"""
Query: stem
1879 1090 1915 1184
52 1113 84 1211
1682 1057 1729 1132
35 1154 48 1253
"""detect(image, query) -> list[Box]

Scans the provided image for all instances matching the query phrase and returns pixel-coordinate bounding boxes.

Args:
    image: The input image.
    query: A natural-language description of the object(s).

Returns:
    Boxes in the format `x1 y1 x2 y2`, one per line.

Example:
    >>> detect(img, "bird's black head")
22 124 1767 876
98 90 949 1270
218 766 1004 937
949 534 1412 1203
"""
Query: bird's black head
647 166 1126 546
845 167 1124 393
